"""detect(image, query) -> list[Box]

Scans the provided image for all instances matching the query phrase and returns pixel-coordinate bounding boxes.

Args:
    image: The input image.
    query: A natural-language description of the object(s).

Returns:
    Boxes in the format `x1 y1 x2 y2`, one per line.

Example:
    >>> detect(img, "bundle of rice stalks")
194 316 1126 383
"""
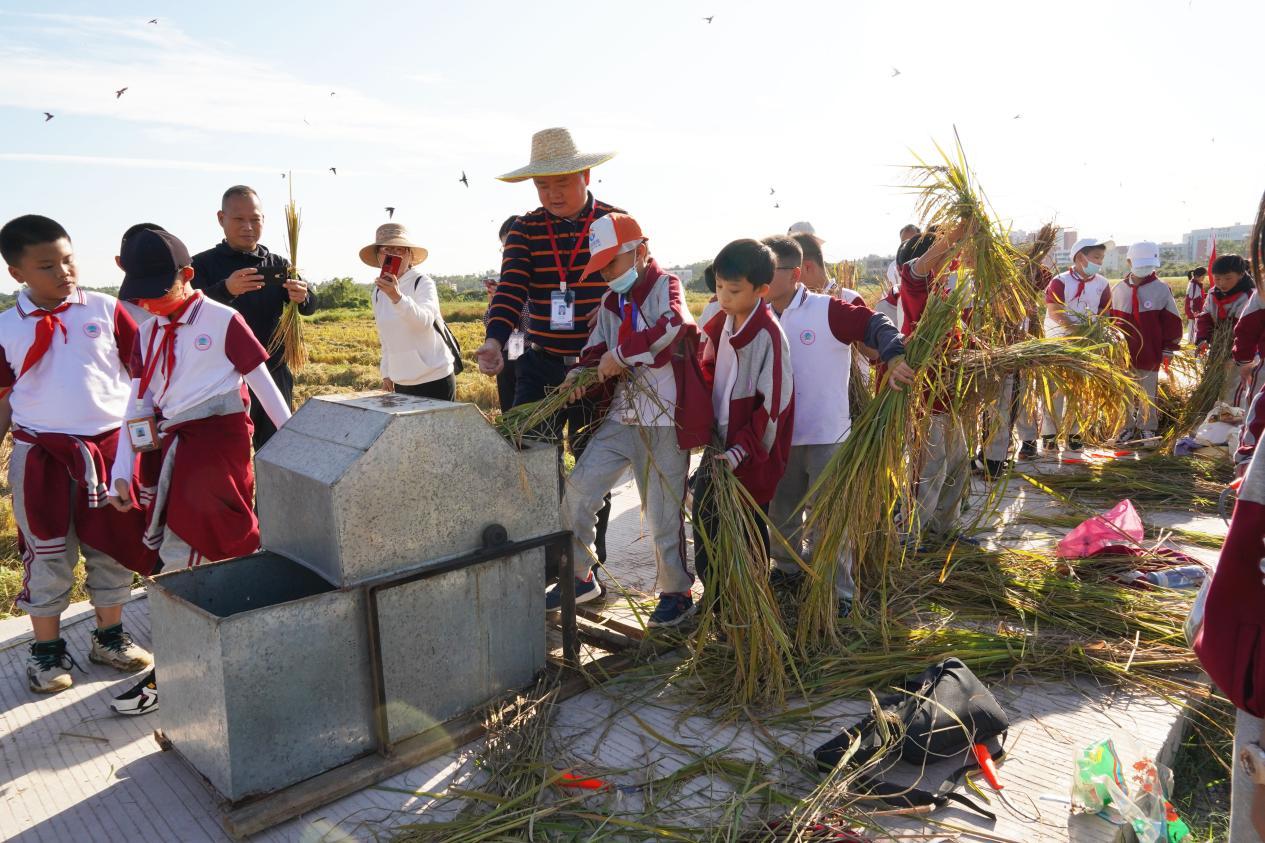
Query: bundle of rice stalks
1171 317 1235 440
689 453 798 708
267 176 309 370
798 287 970 650
493 366 603 446
1016 222 1058 340
1025 453 1233 514
908 131 1035 344
944 331 1144 438
847 354 872 421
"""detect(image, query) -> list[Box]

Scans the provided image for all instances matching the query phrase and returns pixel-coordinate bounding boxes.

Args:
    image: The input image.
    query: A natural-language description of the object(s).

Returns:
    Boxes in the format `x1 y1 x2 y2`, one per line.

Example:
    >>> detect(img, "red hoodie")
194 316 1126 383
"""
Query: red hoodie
1108 274 1182 371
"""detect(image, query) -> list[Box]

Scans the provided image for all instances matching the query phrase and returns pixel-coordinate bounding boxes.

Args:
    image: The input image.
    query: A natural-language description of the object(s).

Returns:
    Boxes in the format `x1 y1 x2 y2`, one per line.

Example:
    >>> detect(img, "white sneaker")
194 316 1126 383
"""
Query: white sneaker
89 625 153 673
27 639 77 694
110 669 158 716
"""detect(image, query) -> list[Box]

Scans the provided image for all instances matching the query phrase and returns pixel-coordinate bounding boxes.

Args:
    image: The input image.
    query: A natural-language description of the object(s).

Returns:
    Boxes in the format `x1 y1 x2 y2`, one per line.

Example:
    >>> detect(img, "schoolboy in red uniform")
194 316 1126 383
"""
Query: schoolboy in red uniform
0 214 155 694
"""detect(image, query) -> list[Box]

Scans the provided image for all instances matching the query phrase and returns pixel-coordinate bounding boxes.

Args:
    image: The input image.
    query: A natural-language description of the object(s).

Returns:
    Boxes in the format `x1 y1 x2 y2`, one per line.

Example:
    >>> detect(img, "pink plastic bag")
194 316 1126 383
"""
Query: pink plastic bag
1056 499 1144 559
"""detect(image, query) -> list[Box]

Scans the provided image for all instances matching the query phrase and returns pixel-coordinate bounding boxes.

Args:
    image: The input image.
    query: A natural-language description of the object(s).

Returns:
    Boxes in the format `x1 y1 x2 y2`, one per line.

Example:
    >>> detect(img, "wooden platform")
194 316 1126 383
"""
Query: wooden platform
0 453 1219 842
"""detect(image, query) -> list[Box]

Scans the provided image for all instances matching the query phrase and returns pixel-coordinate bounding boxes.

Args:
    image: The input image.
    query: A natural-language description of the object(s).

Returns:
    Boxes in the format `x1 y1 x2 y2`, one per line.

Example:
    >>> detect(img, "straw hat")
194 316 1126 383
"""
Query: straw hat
496 127 615 183
358 223 429 267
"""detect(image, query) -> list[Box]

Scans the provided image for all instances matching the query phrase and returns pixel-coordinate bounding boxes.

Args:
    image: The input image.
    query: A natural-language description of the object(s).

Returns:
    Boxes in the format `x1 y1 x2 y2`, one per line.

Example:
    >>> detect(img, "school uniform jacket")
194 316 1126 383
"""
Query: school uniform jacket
1184 279 1207 321
1196 276 1254 347
1109 274 1182 372
699 301 794 505
774 285 903 446
577 260 710 449
1043 269 1111 337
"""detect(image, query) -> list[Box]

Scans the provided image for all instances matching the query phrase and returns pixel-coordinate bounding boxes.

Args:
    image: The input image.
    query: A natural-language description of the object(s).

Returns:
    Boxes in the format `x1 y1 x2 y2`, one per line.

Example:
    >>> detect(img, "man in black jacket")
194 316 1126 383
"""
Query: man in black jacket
191 185 317 448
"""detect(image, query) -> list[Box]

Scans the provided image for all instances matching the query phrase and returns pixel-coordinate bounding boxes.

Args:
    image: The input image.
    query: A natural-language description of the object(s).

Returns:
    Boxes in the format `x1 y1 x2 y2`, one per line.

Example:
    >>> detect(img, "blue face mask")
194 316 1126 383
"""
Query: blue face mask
608 264 638 294
1082 261 1102 276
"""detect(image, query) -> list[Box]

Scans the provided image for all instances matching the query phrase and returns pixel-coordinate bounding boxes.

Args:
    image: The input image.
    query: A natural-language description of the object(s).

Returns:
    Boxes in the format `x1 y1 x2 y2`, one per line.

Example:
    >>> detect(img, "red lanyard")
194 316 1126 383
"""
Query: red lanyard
543 207 596 291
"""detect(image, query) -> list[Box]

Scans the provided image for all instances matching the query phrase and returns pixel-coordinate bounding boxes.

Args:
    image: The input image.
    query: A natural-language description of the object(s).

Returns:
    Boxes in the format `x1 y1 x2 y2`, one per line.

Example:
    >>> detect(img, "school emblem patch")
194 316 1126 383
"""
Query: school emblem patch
799 329 816 346
82 323 102 339
194 334 213 351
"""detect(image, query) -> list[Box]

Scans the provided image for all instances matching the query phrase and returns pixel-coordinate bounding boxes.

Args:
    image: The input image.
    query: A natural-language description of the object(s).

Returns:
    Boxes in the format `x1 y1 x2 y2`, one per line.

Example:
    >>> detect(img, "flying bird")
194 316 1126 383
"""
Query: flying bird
774 202 781 209
329 167 337 175
769 187 775 195
703 15 714 23
1012 113 1021 119
43 112 54 122
280 172 286 179
459 171 469 187
115 87 128 99
303 117 311 126
148 19 158 24
385 207 395 219
891 67 901 77
329 91 336 96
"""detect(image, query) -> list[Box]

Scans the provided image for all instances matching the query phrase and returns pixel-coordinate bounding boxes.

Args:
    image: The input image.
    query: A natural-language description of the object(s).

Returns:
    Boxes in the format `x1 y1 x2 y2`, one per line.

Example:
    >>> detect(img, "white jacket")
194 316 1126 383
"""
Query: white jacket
373 269 455 385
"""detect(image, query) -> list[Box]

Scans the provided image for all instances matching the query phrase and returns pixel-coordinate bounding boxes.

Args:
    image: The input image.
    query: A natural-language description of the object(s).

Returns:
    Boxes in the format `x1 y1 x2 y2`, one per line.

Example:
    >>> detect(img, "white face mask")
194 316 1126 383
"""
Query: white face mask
1132 264 1157 278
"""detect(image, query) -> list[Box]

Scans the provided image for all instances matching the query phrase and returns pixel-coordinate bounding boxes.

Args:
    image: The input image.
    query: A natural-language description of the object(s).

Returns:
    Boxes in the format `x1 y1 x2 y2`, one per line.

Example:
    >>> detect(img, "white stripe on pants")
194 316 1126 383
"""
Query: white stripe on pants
1129 368 1160 435
1231 708 1265 842
912 414 969 537
9 440 134 616
560 421 692 594
770 443 854 599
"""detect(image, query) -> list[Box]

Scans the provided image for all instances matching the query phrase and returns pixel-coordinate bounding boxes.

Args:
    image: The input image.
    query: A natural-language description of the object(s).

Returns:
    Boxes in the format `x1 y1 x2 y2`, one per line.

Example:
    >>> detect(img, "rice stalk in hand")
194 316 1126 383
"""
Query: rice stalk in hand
1171 318 1235 440
798 287 969 651
267 175 309 370
689 453 797 708
493 366 604 446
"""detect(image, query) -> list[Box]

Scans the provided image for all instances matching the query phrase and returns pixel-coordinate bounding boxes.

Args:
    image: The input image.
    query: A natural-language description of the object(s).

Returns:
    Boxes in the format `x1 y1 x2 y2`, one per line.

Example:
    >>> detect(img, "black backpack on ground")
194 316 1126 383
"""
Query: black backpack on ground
812 658 1009 819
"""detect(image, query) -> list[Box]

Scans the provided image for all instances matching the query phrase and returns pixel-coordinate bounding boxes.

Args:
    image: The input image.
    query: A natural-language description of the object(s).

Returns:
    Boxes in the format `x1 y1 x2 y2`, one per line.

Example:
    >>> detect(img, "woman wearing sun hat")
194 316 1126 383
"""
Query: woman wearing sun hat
361 223 456 401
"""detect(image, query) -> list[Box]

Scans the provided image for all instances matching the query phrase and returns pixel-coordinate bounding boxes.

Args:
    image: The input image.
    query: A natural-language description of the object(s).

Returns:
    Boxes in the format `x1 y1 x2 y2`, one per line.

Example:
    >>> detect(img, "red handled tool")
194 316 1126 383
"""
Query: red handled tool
973 743 1004 791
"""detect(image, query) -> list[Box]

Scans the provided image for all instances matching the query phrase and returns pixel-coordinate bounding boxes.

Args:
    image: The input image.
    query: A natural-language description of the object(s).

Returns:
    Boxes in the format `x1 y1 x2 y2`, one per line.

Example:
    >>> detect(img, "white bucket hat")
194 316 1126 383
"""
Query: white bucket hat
496 127 616 184
358 223 429 267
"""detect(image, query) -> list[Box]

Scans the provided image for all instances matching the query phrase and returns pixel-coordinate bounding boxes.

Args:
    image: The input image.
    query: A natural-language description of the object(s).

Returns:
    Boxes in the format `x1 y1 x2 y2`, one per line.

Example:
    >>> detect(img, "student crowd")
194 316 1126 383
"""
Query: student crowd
3 125 1263 840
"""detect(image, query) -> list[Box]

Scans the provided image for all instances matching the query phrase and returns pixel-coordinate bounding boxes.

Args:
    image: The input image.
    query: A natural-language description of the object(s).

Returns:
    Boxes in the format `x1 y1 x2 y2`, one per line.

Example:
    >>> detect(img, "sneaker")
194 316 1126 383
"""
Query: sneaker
1041 434 1057 452
647 593 697 628
544 575 605 612
768 568 805 592
1116 428 1139 445
89 624 153 673
1067 435 1083 452
27 638 78 694
1018 440 1038 460
837 597 854 619
111 669 158 716
983 458 1007 480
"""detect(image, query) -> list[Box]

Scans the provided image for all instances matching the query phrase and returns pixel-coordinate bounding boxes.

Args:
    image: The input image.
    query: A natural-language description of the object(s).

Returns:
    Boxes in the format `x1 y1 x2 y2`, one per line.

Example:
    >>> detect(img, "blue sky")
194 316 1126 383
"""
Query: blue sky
1 0 1262 293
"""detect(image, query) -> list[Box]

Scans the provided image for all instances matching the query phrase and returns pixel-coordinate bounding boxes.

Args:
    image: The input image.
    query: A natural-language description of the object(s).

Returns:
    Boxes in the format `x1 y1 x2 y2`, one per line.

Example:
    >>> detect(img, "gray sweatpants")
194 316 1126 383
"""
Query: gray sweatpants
1231 708 1265 842
560 421 693 595
10 440 134 617
1129 368 1161 435
770 443 855 599
912 413 970 537
983 374 1040 462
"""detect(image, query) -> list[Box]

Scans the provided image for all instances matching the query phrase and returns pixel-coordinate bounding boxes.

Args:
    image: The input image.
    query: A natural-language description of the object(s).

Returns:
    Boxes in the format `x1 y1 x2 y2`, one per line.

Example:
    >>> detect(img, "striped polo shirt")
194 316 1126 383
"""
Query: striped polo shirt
485 193 623 357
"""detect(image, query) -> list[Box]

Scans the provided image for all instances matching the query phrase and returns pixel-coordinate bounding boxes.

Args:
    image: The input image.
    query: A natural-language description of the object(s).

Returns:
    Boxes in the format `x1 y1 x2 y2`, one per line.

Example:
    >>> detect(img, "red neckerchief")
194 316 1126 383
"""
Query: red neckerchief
543 202 597 291
617 294 638 344
138 293 200 401
1214 289 1247 321
1127 273 1157 320
19 301 71 378
1069 266 1093 301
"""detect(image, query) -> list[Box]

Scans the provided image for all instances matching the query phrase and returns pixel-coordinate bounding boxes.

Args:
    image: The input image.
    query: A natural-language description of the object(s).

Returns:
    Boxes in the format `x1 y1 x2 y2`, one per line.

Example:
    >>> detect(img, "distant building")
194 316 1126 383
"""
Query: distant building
1051 228 1079 269
1184 224 1253 261
1103 245 1129 274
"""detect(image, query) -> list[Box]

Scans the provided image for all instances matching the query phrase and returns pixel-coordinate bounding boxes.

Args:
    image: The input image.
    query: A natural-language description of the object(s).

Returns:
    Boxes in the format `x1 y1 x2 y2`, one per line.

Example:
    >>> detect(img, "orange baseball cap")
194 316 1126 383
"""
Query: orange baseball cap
581 213 645 279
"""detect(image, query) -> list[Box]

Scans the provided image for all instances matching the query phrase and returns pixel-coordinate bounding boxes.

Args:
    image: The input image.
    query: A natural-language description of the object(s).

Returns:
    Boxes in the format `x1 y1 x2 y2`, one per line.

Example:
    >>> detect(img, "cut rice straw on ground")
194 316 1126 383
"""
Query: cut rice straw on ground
1023 453 1232 514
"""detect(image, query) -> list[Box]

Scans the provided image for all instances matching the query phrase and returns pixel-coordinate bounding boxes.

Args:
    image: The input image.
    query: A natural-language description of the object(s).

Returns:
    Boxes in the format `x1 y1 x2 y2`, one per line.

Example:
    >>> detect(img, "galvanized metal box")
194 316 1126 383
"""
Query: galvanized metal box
148 552 374 801
255 393 560 588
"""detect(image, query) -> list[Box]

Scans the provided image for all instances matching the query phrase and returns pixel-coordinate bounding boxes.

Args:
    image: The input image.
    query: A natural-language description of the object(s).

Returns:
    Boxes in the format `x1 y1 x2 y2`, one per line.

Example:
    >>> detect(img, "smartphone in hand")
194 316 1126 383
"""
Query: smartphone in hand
380 254 403 278
258 265 288 286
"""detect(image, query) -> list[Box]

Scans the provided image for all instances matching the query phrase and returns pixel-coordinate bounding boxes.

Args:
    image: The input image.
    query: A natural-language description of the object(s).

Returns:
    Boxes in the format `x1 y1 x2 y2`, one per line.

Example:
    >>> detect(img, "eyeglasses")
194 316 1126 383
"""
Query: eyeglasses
775 265 801 271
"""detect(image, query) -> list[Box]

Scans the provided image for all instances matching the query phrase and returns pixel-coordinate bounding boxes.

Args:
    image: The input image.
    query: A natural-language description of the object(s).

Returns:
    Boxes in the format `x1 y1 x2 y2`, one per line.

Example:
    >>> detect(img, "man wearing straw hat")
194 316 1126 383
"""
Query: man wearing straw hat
475 128 622 588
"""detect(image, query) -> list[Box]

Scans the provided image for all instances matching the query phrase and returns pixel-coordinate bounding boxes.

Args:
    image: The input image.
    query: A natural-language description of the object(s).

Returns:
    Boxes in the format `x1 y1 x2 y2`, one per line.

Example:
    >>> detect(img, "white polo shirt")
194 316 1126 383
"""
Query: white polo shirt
132 292 268 418
776 286 853 446
0 289 137 435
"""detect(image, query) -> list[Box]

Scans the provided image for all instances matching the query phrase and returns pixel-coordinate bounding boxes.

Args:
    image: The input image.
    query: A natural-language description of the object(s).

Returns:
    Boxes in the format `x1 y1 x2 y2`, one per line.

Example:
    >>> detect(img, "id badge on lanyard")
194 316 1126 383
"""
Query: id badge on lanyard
126 410 160 452
545 212 594 332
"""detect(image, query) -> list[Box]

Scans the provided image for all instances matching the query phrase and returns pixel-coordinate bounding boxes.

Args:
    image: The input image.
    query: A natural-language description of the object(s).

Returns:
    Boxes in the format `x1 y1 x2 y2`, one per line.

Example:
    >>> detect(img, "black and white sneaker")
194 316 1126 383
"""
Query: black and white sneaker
544 574 605 612
110 669 158 716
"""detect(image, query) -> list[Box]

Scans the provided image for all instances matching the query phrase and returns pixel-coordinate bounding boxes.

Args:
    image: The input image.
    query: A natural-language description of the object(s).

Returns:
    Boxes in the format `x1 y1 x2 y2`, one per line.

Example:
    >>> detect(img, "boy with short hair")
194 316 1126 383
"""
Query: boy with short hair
551 213 709 627
1041 237 1113 452
105 227 293 714
1110 241 1182 444
0 214 156 694
692 239 795 603
761 235 911 616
